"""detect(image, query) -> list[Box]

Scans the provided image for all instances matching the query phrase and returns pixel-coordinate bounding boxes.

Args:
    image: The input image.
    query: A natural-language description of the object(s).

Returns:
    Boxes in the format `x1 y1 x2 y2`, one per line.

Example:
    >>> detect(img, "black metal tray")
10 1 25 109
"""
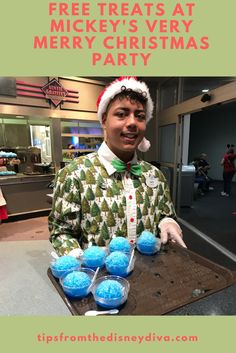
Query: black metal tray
48 243 236 315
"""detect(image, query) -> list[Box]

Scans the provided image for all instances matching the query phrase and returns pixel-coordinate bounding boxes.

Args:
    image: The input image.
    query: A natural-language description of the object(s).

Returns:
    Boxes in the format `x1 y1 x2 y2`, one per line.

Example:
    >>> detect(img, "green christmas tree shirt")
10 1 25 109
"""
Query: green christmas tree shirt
49 145 176 255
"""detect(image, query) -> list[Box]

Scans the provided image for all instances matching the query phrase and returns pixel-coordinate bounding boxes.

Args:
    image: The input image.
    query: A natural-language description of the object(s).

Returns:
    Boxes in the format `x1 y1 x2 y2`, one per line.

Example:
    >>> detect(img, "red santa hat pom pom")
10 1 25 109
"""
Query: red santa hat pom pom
97 77 154 124
138 137 151 152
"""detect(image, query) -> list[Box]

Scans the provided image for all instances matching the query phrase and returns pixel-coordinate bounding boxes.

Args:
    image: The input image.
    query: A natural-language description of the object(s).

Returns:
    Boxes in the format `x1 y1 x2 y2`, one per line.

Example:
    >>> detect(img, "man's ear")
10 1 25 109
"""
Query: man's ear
101 113 107 128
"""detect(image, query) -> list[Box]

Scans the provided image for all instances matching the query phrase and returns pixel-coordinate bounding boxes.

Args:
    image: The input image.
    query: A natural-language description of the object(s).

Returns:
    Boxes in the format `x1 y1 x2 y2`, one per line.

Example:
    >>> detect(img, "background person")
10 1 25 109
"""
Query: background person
0 187 8 223
197 153 214 191
221 144 236 196
192 154 211 195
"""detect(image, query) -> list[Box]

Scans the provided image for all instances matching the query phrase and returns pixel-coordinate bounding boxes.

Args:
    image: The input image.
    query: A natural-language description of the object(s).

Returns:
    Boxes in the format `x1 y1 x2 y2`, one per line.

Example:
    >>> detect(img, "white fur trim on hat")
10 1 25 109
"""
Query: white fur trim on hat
137 137 151 152
97 76 154 123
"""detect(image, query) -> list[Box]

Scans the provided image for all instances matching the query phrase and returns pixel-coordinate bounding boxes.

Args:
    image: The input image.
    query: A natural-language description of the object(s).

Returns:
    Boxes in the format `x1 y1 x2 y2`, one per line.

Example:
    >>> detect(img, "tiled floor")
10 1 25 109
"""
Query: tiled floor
0 216 49 241
180 181 236 254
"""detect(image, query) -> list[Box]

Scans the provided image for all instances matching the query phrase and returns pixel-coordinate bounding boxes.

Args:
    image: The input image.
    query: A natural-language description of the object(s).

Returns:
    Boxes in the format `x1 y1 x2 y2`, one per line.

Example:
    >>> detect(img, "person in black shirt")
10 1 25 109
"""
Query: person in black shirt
192 153 213 195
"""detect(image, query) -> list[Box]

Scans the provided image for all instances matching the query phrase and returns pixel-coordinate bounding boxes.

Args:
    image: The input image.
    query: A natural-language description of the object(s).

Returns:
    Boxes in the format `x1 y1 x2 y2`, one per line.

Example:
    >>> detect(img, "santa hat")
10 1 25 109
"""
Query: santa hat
97 77 154 152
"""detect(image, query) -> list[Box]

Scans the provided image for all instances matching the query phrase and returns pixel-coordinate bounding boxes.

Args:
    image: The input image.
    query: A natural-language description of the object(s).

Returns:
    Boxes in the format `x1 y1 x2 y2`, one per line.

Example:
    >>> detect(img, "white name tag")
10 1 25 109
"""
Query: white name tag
146 175 158 188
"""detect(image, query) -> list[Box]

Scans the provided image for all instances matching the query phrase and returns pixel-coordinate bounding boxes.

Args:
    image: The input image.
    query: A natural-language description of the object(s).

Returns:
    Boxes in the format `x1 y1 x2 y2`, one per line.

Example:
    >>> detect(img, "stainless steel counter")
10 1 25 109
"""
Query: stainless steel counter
0 240 70 316
0 173 55 216
0 173 55 183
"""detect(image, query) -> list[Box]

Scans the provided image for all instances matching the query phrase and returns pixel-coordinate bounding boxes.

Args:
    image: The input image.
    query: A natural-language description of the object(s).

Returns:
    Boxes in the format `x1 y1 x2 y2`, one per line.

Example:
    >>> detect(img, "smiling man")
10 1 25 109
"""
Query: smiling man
49 77 185 256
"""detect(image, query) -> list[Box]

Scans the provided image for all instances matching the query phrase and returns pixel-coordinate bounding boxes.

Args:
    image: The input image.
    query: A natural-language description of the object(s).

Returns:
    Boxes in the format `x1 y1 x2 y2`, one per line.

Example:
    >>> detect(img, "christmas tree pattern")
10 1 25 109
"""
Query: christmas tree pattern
49 151 176 254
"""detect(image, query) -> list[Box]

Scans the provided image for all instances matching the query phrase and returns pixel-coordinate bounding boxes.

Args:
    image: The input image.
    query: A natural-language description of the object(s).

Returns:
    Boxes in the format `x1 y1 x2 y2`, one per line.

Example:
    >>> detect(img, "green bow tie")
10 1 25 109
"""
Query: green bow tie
112 159 142 176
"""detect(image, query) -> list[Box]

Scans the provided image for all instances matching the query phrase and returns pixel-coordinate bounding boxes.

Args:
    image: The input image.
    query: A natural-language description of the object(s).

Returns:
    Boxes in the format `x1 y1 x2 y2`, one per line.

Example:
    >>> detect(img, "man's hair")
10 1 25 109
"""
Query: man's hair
107 86 148 112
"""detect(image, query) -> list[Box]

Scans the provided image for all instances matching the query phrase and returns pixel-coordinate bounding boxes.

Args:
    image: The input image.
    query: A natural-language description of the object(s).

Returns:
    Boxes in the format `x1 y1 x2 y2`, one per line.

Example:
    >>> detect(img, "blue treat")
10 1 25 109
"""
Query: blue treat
63 271 91 287
8 152 17 158
83 246 106 268
0 152 17 158
109 237 131 253
137 231 158 255
95 279 124 308
62 271 92 297
51 255 80 278
0 171 16 175
105 251 129 277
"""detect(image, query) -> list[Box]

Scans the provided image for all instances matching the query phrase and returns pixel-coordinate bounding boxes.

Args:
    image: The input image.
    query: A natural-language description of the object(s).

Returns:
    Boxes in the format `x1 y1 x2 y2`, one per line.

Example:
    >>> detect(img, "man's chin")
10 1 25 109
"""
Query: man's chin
121 143 138 151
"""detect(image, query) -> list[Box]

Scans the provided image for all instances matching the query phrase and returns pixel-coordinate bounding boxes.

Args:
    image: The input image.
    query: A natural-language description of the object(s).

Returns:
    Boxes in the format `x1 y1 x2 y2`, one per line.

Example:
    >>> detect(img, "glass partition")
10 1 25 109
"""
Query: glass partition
158 124 176 164
160 78 178 110
0 116 52 174
3 118 30 147
61 120 103 162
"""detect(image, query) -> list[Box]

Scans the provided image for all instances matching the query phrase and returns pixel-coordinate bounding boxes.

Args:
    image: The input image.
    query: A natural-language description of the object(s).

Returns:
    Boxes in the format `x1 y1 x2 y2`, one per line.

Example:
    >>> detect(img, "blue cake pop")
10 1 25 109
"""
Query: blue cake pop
92 276 129 308
95 279 124 307
51 255 80 278
61 271 92 297
109 237 131 253
105 251 130 277
82 246 106 268
137 231 158 255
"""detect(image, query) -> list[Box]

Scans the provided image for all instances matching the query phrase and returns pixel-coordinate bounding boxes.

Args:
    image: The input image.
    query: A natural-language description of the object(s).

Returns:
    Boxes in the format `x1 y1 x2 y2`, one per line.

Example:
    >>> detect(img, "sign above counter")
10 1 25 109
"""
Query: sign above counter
16 78 79 106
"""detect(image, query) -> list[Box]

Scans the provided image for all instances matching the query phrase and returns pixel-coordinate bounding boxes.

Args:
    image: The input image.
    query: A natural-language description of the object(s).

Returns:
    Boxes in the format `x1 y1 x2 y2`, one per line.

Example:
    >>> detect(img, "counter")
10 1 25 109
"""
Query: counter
0 240 70 316
0 173 55 216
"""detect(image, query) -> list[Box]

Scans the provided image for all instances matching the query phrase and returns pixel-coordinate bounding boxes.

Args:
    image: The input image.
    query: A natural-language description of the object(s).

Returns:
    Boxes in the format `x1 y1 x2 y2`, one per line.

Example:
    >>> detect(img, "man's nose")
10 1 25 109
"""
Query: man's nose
126 113 136 126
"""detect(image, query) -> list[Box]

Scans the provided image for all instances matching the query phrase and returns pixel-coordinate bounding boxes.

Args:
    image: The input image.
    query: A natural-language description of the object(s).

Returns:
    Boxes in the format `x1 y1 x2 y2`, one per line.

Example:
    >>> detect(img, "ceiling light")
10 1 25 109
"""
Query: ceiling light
202 89 209 93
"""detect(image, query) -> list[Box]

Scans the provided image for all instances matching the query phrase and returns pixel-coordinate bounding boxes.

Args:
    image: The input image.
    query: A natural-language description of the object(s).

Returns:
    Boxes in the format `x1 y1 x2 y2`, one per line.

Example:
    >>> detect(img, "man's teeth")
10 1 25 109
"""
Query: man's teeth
123 134 136 138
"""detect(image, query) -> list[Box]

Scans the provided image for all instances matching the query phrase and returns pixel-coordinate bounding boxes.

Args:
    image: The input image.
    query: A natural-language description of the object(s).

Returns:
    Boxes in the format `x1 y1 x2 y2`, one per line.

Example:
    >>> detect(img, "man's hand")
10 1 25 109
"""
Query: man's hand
159 221 187 248
68 248 84 258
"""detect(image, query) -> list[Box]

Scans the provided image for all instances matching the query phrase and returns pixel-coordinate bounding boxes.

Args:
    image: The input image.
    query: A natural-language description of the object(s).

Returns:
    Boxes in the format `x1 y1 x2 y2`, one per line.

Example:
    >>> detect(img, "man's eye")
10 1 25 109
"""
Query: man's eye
116 111 125 118
137 114 146 121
